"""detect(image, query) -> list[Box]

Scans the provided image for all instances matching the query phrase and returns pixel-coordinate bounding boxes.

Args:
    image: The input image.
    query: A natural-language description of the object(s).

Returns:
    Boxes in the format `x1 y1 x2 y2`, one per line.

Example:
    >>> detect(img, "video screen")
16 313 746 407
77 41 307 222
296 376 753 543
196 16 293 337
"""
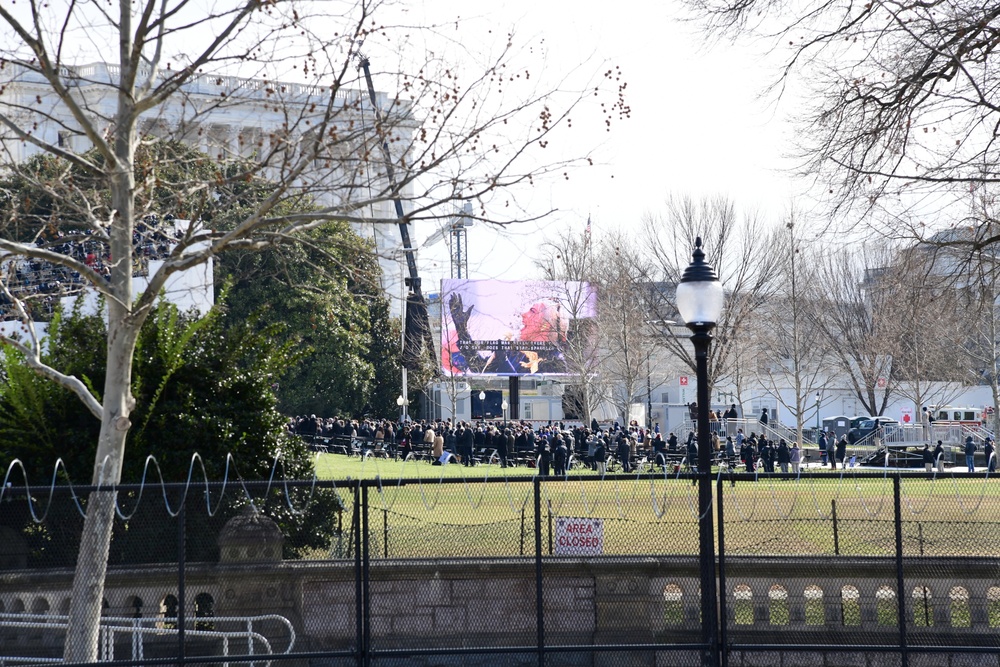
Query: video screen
441 279 597 376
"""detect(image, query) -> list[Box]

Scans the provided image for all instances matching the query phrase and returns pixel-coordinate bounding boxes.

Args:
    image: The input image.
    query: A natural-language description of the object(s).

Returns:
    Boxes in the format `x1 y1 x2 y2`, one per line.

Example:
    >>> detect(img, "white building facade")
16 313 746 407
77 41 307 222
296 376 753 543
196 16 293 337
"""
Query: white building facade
0 62 415 318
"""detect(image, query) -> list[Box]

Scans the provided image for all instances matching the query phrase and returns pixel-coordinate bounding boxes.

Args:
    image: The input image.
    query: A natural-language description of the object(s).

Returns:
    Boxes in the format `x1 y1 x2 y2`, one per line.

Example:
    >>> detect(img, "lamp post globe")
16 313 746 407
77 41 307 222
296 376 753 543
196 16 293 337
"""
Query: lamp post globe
677 236 722 667
396 394 406 422
478 390 486 421
501 400 509 428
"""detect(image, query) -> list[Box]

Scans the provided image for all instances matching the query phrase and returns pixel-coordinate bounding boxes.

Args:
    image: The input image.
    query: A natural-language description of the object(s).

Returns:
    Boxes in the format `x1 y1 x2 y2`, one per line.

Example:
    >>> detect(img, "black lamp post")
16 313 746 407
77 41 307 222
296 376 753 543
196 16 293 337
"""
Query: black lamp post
675 236 723 667
815 391 821 434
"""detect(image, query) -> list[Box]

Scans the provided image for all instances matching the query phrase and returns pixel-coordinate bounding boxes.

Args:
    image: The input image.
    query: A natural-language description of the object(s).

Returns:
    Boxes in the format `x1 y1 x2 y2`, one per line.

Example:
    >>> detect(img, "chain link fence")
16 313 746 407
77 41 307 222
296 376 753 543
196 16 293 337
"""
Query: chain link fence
0 472 998 666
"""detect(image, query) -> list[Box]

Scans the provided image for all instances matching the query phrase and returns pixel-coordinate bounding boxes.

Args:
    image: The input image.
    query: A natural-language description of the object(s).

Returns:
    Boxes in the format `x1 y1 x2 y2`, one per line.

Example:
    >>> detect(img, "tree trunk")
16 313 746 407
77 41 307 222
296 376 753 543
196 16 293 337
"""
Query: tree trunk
64 91 138 661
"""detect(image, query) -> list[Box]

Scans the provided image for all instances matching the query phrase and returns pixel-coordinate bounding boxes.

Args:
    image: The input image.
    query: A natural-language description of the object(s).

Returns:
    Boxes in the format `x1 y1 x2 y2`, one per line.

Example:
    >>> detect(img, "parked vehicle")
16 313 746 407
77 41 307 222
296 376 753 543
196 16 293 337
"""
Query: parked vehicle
849 415 872 430
848 417 899 444
929 405 984 426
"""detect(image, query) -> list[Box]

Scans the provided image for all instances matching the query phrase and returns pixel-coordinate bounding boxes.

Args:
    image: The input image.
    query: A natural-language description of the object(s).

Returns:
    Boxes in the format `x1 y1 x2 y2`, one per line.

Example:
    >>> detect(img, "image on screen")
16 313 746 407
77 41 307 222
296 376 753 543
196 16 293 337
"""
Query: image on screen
440 279 597 376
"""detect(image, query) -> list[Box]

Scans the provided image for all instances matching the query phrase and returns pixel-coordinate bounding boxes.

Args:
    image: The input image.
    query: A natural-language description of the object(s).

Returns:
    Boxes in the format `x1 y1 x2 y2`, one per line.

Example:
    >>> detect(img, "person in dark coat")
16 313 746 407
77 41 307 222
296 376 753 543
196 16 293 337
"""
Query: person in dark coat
617 434 632 473
759 439 774 473
594 438 607 474
776 439 790 473
741 438 756 473
686 436 699 473
835 436 848 469
759 408 769 426
986 437 996 473
554 437 568 476
921 444 935 472
964 436 977 473
538 442 552 476
653 433 667 471
494 427 509 468
461 424 475 466
934 440 946 473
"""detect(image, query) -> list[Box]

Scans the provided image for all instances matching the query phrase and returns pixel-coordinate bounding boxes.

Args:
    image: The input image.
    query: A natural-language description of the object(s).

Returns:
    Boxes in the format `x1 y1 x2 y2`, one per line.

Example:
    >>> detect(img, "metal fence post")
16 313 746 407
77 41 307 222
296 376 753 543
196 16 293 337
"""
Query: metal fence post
894 475 908 667
354 482 363 667
716 475 728 667
383 508 389 558
534 476 545 667
362 483 372 667
832 499 840 556
177 501 186 667
547 498 553 555
520 507 526 556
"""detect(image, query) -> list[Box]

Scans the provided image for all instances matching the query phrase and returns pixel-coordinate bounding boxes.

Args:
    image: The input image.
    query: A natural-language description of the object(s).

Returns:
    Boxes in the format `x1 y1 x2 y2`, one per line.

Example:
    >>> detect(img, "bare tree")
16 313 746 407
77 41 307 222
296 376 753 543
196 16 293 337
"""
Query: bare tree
956 198 1000 434
0 1 628 660
539 227 605 423
592 233 651 425
879 245 971 416
813 246 898 416
637 194 781 409
751 219 834 444
687 0 1000 240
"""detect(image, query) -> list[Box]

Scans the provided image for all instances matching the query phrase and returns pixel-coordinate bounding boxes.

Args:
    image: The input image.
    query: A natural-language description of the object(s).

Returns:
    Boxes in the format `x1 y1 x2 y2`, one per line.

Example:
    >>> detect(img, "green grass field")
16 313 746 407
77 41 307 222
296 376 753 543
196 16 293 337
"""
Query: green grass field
307 453 1000 560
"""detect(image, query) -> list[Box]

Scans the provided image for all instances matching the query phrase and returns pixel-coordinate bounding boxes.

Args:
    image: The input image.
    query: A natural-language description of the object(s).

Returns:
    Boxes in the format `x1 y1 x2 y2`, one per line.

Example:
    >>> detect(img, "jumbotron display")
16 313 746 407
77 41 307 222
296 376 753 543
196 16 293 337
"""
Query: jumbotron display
440 279 597 376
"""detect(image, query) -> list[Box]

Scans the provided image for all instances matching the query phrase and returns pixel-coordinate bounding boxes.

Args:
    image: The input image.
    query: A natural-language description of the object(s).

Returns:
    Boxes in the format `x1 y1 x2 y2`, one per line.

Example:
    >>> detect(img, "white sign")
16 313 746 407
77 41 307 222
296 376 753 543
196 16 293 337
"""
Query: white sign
900 407 913 424
554 517 604 556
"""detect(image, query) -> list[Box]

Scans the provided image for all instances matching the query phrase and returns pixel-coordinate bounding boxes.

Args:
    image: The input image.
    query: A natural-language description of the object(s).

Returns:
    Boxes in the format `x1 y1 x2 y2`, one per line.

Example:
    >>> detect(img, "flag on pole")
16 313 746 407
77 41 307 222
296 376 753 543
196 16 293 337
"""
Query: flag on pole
585 215 592 242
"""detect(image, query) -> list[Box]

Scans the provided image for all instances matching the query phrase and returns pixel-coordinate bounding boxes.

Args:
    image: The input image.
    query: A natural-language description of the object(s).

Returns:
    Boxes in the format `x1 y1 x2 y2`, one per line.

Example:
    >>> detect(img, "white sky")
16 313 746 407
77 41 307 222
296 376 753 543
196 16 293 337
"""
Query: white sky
389 0 805 286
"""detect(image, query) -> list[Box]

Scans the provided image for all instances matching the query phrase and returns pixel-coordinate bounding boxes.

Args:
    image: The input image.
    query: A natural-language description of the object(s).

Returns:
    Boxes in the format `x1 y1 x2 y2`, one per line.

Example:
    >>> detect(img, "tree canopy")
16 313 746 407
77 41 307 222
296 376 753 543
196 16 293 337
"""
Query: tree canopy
688 0 1000 243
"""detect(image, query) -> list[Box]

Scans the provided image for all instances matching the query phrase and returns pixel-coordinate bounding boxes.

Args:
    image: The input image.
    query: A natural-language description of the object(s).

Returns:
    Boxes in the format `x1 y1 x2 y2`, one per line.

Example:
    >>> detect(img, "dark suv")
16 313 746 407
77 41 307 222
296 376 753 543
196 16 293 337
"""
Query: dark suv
847 417 900 444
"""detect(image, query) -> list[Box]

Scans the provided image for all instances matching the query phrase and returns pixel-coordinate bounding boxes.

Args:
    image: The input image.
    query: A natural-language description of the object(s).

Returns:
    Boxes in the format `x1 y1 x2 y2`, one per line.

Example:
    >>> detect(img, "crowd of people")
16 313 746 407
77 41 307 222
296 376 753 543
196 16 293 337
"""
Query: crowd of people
287 414 832 476
0 216 177 321
289 411 996 475
289 415 688 472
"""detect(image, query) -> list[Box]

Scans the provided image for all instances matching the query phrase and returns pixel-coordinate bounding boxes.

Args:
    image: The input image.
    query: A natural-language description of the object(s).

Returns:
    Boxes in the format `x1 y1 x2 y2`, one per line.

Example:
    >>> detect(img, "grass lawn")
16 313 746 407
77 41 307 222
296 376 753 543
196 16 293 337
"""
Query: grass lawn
305 453 1000 559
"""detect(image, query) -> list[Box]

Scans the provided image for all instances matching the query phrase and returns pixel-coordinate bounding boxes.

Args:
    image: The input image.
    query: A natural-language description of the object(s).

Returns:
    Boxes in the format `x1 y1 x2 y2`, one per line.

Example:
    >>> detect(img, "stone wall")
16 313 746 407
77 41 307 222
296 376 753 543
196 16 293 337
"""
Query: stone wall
1 556 999 666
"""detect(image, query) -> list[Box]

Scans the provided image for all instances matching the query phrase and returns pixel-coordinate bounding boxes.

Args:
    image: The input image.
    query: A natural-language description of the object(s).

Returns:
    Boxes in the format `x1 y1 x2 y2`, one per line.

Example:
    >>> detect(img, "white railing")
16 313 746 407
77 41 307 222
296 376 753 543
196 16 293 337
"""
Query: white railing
0 613 295 666
683 417 818 446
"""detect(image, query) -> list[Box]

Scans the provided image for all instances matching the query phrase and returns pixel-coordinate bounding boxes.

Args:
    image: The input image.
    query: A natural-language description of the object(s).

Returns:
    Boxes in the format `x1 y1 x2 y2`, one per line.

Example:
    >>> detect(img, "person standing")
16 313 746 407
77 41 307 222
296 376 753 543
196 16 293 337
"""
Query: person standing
538 442 551 476
921 444 934 473
987 437 996 473
741 437 756 473
594 437 607 475
777 439 790 474
686 435 698 474
432 429 445 461
828 436 838 469
759 439 773 473
790 443 801 474
964 436 978 473
818 431 828 467
835 436 848 470
617 433 632 473
462 423 475 466
759 408 769 427
934 440 946 473
554 436 569 476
